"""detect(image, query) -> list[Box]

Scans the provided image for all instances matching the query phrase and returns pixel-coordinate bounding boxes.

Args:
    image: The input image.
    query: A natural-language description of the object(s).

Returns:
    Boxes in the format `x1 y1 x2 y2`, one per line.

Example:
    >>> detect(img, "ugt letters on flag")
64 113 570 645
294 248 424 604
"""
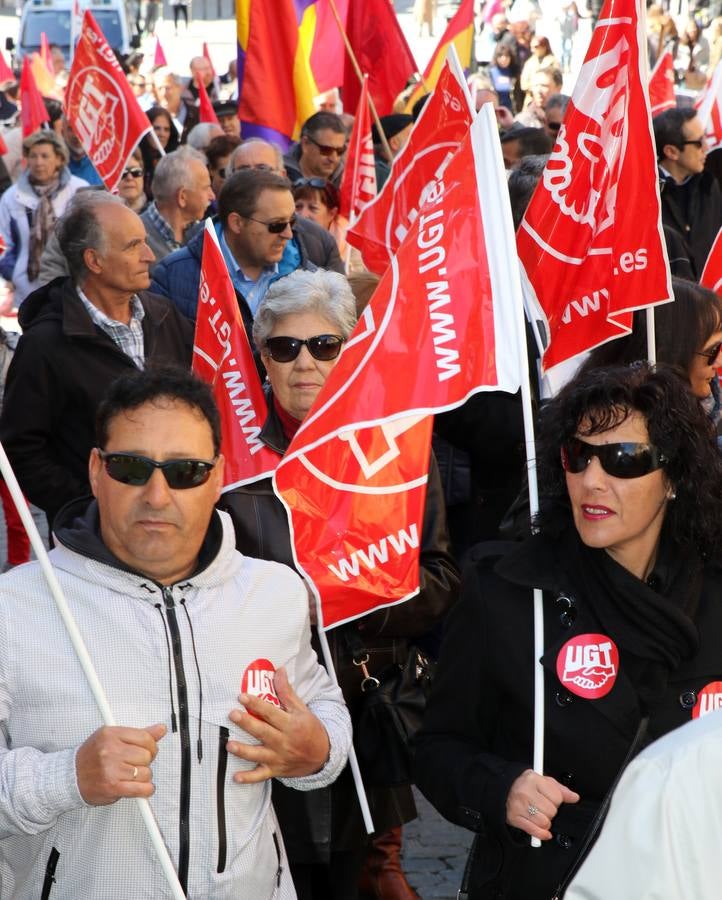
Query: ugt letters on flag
517 0 671 373
64 11 151 191
275 106 523 630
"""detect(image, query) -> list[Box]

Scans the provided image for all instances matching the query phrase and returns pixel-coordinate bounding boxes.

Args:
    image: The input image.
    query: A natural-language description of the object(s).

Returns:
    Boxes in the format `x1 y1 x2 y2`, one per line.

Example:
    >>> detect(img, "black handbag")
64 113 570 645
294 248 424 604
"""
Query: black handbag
348 629 435 788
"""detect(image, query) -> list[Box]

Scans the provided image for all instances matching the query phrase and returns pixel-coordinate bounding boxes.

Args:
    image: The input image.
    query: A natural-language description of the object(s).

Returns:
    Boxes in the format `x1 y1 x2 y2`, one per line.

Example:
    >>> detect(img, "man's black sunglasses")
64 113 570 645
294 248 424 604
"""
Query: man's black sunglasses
264 334 345 362
243 213 296 234
97 451 217 489
561 438 668 479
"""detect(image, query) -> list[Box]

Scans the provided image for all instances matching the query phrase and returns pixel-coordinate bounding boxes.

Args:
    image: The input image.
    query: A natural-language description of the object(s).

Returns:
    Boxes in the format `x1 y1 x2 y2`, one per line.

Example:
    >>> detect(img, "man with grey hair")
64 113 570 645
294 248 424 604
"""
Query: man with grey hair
152 66 198 139
230 138 286 175
0 191 193 524
186 121 224 152
141 146 215 268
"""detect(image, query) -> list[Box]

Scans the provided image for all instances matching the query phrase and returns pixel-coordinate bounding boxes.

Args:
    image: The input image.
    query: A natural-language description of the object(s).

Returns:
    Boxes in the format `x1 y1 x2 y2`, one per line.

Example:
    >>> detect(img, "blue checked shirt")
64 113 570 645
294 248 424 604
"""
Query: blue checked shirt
143 201 182 251
78 290 146 369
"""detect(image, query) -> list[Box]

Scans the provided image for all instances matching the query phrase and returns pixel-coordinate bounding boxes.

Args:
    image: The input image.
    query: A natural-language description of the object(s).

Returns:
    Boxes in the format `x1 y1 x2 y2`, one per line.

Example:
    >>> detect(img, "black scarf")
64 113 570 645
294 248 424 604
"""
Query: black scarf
560 525 701 707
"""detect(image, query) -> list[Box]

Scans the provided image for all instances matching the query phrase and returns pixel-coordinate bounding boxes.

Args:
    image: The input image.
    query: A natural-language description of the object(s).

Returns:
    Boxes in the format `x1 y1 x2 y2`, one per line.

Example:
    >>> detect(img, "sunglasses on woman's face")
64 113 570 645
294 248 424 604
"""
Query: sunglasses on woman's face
97 451 217 489
561 438 668 479
695 340 722 365
264 334 345 363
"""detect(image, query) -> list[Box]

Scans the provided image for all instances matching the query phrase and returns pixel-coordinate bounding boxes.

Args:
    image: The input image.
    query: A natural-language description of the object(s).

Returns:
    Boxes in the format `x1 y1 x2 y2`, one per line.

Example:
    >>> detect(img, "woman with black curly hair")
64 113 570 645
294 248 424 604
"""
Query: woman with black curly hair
414 362 722 899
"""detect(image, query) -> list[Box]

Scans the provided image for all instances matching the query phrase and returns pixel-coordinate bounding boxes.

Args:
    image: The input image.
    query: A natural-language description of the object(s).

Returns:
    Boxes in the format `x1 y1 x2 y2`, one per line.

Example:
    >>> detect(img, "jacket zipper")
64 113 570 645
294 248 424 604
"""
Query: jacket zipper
216 726 229 873
40 847 59 900
162 586 192 895
272 830 282 890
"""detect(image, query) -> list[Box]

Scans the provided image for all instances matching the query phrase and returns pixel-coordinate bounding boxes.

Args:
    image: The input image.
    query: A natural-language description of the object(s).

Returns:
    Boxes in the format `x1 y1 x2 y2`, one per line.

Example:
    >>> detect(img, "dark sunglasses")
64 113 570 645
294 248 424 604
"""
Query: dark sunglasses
306 135 347 157
121 167 144 178
695 340 722 365
264 334 345 362
681 138 706 149
98 451 217 489
243 213 296 234
547 121 562 132
293 177 329 189
561 438 668 479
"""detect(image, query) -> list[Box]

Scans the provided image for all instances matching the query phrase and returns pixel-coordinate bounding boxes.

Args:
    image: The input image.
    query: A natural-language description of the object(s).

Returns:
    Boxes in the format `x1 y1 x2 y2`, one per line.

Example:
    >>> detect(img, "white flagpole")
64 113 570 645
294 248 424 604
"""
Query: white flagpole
473 102 544 847
0 442 186 899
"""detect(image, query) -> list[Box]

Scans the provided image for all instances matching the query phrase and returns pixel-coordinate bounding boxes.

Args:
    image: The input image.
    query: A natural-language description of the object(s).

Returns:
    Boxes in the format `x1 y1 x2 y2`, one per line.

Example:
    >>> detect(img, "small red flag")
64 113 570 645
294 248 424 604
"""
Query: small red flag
338 74 376 221
0 50 14 83
347 49 473 274
39 32 54 76
517 0 672 373
154 36 168 69
343 0 418 117
202 42 216 79
196 75 220 125
19 56 50 137
697 63 722 152
649 49 675 116
192 220 281 489
701 227 722 294
64 11 152 191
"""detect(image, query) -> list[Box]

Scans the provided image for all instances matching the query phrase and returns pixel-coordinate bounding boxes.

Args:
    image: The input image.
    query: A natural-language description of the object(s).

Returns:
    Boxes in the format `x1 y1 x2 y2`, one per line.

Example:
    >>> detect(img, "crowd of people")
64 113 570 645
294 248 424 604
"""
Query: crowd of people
0 1 719 898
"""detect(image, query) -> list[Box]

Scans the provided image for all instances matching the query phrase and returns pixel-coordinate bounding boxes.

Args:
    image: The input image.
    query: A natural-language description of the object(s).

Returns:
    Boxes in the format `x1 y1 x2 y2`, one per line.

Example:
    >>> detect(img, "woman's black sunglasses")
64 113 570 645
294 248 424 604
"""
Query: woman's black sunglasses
561 438 668 479
695 340 722 365
98 451 217 489
264 334 345 363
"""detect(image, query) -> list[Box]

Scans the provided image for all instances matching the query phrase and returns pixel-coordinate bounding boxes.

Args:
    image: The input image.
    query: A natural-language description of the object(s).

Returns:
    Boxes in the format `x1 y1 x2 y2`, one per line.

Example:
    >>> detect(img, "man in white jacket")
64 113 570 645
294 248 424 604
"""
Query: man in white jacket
0 367 352 899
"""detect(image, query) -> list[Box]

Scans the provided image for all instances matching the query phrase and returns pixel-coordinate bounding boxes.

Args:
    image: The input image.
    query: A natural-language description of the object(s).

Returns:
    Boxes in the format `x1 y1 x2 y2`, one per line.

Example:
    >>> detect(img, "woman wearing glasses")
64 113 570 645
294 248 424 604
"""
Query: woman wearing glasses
414 363 722 899
116 149 147 215
219 267 458 900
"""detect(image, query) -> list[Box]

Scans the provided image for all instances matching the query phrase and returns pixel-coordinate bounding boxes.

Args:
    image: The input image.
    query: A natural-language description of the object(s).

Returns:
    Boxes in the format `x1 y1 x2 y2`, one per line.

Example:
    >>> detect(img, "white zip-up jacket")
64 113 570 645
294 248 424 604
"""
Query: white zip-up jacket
0 504 352 899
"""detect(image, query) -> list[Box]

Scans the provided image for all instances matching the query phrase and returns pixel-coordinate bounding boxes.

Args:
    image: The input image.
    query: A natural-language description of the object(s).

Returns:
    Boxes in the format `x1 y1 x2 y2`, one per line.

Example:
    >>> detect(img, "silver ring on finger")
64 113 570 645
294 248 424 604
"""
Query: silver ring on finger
527 803 538 817
132 766 138 780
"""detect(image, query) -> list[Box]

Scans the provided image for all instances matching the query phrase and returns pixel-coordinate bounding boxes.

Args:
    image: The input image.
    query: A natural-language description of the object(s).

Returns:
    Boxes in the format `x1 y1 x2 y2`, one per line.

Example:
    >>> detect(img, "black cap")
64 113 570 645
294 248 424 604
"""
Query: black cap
212 99 238 118
371 113 413 145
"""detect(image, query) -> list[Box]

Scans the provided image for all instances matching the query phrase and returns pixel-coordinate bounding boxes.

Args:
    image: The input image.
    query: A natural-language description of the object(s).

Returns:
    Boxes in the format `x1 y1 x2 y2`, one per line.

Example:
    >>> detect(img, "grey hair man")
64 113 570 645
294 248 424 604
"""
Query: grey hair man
186 121 224 152
0 190 193 524
230 138 286 175
141 146 215 268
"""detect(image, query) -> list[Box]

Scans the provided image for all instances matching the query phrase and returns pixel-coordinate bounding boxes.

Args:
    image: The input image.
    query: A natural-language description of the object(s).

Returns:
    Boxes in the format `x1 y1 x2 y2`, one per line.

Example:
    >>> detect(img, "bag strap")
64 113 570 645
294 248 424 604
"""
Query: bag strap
551 714 649 899
343 626 380 693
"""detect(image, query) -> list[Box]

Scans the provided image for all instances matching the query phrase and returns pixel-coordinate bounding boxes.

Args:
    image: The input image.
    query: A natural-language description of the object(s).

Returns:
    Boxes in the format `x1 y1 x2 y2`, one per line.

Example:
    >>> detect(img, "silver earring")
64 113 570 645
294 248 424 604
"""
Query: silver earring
668 491 677 500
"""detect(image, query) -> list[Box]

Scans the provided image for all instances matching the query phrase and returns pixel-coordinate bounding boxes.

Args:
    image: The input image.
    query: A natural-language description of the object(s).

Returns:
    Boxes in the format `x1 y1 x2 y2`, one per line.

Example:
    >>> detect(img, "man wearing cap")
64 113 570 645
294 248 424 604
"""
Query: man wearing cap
213 98 241 138
283 111 347 188
372 113 414 189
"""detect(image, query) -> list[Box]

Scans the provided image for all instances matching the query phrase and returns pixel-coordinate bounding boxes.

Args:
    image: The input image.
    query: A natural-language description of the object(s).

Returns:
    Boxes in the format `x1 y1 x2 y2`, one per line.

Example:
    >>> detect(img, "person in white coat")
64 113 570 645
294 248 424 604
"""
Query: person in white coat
567 707 722 899
0 130 87 305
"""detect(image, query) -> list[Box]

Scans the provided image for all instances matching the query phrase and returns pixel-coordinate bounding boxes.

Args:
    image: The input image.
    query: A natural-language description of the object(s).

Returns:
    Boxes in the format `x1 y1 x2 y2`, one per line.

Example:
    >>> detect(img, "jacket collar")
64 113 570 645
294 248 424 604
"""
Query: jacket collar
60 279 170 338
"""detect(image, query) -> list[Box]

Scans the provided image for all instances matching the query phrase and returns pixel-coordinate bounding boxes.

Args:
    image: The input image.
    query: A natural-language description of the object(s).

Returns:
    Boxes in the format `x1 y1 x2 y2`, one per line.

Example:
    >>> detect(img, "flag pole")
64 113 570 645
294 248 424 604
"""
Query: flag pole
0 442 186 900
326 0 395 163
646 307 657 365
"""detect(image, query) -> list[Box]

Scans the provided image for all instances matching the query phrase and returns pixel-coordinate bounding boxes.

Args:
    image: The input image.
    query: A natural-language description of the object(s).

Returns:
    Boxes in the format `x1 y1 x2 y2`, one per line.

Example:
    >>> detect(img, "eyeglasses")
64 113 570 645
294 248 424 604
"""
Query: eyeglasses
264 334 345 362
561 438 668 479
695 340 722 365
547 121 562 132
242 213 296 234
97 451 217 489
305 135 347 157
121 167 144 179
681 138 706 149
293 177 329 189
235 163 276 172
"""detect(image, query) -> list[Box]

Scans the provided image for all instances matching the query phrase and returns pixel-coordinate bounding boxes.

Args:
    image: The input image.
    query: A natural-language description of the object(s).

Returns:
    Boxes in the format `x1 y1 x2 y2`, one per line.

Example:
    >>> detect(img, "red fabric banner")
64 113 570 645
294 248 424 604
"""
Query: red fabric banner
64 11 152 192
347 50 473 274
202 42 216 79
275 108 523 629
697 63 722 153
0 51 13 83
154 37 168 68
649 49 675 116
39 32 54 76
310 0 349 93
338 74 376 221
701 227 722 294
20 57 50 137
192 221 281 489
517 0 672 373
197 76 220 124
342 0 418 117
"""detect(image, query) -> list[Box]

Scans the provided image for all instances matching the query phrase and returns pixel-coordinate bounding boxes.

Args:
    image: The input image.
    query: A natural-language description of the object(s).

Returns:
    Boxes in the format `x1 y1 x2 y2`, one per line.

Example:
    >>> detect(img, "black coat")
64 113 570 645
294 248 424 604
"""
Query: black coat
218 399 460 861
659 170 722 279
0 277 193 523
414 532 722 899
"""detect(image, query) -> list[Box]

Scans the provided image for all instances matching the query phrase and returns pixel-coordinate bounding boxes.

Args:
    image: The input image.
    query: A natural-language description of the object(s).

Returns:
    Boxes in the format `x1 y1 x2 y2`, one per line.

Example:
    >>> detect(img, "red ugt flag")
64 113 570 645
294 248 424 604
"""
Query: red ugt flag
20 57 50 138
697 62 722 153
338 74 376 222
347 47 474 274
649 49 675 116
192 221 281 489
64 11 151 192
517 0 671 373
701 227 722 294
274 106 523 629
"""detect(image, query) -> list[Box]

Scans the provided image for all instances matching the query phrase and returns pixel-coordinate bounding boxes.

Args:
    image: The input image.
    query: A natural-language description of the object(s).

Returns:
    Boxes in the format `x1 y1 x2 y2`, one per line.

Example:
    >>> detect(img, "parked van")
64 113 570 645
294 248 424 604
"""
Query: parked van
7 0 139 65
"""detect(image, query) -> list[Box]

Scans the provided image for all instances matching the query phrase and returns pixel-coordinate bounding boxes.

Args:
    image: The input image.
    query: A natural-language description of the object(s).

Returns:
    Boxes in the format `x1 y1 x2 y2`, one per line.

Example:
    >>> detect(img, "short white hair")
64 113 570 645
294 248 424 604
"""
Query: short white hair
151 146 207 204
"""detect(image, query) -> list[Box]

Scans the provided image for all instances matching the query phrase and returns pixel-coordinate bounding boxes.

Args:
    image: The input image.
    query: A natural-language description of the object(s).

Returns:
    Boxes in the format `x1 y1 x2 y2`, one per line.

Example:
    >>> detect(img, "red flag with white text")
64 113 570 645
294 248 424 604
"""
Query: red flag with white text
192 220 281 489
696 62 722 152
347 48 473 274
64 11 152 192
275 107 523 629
20 57 49 137
338 75 376 221
517 0 672 373
701 227 722 294
649 49 675 115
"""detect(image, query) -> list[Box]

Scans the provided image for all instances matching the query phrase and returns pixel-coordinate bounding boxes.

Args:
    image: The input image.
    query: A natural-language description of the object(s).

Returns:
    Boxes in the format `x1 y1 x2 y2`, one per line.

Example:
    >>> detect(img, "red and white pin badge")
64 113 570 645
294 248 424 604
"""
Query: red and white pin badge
692 681 722 719
556 633 619 700
241 658 281 717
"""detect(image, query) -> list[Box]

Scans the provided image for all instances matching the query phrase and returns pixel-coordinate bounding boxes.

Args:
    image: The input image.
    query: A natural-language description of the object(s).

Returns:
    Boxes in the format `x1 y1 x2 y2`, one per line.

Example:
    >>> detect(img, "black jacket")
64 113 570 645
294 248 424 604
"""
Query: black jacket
0 277 193 523
218 398 460 860
659 169 722 279
414 532 722 899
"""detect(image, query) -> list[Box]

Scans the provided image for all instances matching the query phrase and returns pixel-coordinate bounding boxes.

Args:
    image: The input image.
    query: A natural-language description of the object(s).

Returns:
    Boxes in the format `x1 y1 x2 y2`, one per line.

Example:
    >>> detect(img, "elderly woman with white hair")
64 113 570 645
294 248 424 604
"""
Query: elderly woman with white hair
219 267 459 900
0 130 88 305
